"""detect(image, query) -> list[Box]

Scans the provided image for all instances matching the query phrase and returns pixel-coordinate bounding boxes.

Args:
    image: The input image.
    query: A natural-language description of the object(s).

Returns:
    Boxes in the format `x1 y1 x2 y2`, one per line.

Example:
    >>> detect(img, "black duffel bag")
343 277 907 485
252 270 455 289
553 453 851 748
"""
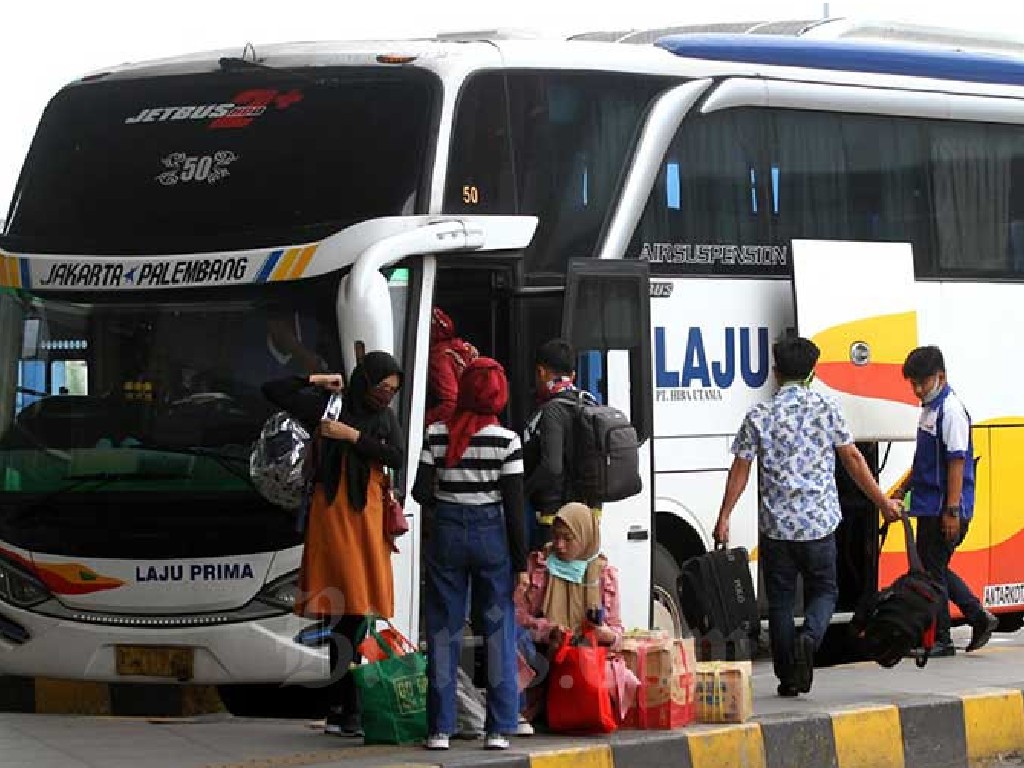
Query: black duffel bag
851 513 943 668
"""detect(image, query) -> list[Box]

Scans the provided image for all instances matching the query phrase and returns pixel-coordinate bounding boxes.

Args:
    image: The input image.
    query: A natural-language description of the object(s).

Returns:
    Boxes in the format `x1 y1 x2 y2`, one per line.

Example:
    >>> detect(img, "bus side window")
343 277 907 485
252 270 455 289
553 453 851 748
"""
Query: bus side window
444 72 514 215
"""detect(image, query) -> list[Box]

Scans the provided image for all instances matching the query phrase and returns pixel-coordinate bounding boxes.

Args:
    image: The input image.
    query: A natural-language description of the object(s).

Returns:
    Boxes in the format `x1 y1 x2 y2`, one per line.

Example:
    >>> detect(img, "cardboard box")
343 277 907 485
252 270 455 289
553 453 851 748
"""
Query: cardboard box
621 636 696 730
623 628 671 642
694 661 753 724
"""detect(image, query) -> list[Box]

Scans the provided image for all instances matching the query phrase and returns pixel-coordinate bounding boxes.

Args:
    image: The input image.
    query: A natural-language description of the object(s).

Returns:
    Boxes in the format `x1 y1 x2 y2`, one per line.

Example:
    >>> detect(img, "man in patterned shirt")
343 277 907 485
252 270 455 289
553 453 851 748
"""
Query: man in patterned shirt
713 336 902 697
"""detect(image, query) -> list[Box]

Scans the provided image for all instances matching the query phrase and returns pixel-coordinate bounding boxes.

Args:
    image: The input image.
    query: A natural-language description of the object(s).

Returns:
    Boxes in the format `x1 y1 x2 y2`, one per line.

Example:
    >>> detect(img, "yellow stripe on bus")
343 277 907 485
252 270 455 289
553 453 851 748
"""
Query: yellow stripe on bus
813 311 917 366
4 255 22 288
271 248 301 281
0 255 13 287
288 245 317 280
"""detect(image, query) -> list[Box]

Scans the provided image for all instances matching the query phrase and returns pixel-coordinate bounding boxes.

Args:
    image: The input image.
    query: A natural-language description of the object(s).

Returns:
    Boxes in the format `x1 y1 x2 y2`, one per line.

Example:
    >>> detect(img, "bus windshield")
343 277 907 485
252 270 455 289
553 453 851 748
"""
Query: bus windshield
2 67 438 255
0 275 343 556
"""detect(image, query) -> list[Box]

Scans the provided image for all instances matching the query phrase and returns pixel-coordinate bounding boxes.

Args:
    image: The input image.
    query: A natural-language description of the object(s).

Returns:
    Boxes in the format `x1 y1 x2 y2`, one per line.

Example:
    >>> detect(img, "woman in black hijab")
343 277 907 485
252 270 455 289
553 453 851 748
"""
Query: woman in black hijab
262 350 405 737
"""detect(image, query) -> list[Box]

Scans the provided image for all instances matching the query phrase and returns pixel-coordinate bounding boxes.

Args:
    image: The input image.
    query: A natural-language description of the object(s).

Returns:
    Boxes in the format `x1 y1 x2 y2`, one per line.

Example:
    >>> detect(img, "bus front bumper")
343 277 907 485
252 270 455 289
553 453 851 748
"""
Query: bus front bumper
0 603 330 685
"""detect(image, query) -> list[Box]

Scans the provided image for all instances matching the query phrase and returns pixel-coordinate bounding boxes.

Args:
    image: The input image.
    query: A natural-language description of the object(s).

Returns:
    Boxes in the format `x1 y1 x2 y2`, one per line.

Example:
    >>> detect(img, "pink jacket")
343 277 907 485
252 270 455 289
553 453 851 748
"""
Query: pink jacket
514 550 638 718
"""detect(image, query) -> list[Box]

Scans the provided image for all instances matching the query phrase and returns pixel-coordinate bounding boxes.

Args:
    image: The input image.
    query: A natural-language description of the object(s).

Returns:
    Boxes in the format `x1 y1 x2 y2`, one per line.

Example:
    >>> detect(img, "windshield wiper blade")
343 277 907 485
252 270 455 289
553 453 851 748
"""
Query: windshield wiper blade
219 56 271 73
217 56 320 85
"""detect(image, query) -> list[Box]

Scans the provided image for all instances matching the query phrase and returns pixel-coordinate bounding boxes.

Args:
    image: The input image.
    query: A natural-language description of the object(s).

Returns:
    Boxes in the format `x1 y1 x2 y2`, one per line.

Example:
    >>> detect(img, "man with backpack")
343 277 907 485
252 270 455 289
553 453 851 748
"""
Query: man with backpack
713 336 902 696
523 339 595 550
889 346 997 657
522 338 642 551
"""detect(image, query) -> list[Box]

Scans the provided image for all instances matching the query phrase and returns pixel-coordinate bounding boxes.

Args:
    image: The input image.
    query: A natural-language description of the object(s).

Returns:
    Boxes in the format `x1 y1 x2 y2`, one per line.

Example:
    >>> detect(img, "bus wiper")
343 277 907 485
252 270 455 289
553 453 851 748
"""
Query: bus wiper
218 56 320 85
219 56 272 73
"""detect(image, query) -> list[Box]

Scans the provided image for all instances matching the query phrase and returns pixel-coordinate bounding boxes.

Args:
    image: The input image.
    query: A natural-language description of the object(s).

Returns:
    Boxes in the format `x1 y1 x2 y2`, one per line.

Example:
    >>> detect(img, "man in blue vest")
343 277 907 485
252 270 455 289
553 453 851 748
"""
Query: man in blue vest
890 346 997 657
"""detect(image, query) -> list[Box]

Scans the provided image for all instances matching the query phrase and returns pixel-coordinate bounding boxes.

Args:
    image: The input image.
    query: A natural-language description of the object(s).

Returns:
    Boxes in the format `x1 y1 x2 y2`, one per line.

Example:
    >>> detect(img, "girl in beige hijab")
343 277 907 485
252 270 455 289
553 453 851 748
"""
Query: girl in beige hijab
515 502 638 723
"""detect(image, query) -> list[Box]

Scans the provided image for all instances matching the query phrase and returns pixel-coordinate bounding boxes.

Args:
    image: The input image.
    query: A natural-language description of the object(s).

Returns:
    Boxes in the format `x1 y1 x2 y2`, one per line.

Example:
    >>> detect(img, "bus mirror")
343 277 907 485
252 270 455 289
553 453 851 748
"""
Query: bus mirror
336 269 395 378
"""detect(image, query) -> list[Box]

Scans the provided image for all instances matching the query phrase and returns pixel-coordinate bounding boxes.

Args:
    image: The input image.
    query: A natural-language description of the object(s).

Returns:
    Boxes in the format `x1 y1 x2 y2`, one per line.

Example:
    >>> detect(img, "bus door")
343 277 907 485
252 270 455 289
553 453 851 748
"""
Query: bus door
561 258 654 632
431 259 517 411
791 239 920 619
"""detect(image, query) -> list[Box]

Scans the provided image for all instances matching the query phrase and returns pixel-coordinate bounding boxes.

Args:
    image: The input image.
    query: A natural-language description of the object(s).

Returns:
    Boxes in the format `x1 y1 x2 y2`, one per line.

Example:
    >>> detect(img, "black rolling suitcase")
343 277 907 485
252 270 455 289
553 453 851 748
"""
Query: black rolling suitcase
677 546 759 660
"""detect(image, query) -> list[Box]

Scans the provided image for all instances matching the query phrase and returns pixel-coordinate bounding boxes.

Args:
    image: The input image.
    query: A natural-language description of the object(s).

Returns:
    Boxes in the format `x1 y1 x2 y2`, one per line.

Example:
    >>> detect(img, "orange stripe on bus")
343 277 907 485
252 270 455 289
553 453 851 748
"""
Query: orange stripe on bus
271 248 300 281
815 361 917 405
288 245 316 279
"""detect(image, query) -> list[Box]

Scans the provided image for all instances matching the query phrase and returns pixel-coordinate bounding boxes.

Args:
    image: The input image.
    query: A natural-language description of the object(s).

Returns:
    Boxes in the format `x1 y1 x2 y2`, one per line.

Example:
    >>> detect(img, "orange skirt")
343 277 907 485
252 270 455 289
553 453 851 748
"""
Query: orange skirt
295 464 394 619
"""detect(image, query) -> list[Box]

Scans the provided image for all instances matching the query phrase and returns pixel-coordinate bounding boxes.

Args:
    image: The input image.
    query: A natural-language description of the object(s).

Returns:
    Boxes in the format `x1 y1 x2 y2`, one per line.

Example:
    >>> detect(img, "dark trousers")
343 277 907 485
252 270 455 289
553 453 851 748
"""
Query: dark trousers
326 615 365 714
761 533 838 686
424 502 518 735
915 516 985 643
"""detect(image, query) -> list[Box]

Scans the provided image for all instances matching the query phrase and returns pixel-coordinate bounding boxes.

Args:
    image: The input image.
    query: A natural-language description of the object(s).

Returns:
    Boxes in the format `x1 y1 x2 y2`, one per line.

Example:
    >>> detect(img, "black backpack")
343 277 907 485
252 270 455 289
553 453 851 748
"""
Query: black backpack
570 395 642 506
851 514 943 668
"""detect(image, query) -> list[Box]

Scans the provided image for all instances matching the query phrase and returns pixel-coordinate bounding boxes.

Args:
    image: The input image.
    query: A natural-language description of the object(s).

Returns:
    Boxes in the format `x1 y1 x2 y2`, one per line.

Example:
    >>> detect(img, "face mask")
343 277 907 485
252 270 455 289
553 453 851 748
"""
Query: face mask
921 381 943 404
366 384 397 411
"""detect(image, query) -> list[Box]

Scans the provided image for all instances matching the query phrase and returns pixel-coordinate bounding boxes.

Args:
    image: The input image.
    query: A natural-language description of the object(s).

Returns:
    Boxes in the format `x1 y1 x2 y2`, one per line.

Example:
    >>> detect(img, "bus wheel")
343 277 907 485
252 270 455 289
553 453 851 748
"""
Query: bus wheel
997 611 1024 633
652 542 689 637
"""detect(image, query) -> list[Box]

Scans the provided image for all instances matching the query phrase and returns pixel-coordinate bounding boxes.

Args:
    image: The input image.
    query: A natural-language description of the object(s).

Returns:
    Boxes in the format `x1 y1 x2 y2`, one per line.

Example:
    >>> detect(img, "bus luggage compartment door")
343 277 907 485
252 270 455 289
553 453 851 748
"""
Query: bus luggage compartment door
791 239 919 442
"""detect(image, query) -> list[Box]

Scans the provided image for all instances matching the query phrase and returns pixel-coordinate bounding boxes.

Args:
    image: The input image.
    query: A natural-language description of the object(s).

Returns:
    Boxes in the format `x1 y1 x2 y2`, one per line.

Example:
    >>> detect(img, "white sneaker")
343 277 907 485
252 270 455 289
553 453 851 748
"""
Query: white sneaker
425 733 450 750
516 718 535 737
484 733 510 750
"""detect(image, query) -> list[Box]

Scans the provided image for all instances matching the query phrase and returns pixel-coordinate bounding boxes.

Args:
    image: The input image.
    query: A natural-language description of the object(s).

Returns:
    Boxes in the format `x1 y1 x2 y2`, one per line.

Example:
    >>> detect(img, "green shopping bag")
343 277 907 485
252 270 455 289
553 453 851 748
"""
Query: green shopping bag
351 616 428 745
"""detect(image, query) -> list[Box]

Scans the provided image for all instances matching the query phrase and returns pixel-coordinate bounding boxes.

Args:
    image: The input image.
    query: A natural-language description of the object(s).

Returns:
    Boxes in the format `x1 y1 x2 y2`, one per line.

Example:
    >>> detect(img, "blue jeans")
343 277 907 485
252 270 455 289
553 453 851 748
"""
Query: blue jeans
424 502 518 735
916 516 985 644
516 627 549 712
761 533 838 686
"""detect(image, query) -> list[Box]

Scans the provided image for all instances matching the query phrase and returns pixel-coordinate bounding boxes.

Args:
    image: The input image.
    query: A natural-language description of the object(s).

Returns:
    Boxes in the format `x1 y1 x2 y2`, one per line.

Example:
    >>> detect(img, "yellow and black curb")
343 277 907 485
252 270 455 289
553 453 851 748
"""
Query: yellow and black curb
0 675 223 717
393 688 1024 768
2 680 1023 767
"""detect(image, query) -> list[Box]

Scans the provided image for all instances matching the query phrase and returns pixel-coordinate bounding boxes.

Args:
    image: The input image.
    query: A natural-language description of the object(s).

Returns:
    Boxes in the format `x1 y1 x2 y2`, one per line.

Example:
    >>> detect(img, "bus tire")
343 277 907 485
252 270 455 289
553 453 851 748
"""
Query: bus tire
652 542 690 638
997 611 1024 633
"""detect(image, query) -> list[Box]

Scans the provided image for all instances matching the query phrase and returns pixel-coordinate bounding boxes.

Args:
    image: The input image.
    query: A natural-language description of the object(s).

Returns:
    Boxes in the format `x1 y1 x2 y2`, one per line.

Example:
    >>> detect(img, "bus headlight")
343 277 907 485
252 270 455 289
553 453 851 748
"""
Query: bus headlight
0 556 51 609
255 570 299 612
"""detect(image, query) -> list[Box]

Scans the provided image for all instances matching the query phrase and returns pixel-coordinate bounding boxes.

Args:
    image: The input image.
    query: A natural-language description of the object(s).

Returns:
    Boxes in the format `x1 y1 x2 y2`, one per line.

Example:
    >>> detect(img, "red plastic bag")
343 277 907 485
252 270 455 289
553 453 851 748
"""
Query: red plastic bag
357 617 417 664
546 629 617 734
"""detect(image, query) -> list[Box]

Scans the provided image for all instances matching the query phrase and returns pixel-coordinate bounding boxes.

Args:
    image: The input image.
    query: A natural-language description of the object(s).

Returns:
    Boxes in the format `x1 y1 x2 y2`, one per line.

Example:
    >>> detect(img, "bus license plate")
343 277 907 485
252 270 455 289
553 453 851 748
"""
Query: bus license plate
115 645 194 681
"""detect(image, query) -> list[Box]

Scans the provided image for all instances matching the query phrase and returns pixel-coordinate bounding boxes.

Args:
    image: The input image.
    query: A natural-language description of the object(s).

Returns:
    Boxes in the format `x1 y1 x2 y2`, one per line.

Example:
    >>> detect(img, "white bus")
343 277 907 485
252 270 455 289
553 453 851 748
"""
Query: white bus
3 26 1024 707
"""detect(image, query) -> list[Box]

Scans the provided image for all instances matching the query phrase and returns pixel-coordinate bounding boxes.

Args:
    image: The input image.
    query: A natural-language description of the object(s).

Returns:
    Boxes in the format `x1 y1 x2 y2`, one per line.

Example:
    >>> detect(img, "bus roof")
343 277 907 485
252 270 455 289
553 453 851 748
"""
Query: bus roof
66 31 1024 102
656 34 1024 87
572 19 1024 56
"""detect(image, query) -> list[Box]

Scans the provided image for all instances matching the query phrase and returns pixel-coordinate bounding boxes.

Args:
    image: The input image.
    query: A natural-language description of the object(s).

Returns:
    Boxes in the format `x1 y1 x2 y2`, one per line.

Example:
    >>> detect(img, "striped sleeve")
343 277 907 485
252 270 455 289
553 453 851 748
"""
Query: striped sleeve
502 434 524 476
419 425 437 466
